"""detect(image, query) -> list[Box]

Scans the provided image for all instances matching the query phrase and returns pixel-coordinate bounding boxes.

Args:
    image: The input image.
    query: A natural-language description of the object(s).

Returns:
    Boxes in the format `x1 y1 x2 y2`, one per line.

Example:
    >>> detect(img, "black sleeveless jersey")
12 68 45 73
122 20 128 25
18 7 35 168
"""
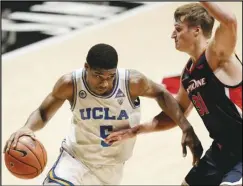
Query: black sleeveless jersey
181 52 242 154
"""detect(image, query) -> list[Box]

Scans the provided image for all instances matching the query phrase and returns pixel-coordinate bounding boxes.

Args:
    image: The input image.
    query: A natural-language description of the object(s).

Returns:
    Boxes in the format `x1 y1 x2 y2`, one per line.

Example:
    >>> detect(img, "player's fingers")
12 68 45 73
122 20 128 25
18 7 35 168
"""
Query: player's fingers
105 135 116 142
3 143 7 153
181 139 187 157
107 139 118 145
103 138 110 144
104 136 119 143
3 137 12 153
4 143 10 153
105 132 119 140
194 159 199 167
193 155 200 167
5 134 15 152
181 133 187 157
3 141 10 153
182 143 187 157
29 133 37 141
190 144 200 167
197 143 203 158
103 138 112 145
105 137 120 145
106 141 113 145
12 133 21 148
192 143 203 161
192 154 196 166
104 138 112 144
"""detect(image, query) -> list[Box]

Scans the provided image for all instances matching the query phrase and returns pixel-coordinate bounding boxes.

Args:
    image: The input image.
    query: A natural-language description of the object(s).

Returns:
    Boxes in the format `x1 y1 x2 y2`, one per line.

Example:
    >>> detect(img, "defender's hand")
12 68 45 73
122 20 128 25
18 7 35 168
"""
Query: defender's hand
104 128 137 145
3 127 36 153
181 126 203 167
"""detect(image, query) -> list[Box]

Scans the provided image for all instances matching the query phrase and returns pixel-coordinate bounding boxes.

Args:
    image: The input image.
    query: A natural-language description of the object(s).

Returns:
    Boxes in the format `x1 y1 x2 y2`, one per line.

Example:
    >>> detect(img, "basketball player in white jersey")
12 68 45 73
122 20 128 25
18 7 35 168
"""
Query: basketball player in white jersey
4 43 202 185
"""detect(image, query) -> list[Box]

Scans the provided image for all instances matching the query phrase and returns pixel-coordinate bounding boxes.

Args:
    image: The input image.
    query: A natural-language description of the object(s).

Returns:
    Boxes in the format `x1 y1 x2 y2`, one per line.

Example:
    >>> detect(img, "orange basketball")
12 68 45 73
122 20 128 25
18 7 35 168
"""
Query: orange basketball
4 135 47 179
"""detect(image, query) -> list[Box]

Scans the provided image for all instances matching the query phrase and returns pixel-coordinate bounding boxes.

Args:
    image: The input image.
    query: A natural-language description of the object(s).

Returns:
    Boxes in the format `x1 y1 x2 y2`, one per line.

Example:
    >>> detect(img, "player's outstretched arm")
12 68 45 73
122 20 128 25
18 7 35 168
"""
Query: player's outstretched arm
24 73 73 131
128 69 193 133
105 70 203 166
200 2 238 68
3 73 73 153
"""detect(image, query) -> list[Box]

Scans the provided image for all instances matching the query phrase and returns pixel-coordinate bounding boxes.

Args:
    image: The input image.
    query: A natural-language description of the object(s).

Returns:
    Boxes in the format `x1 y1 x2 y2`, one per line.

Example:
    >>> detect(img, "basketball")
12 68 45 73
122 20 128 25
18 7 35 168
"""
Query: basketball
4 136 47 179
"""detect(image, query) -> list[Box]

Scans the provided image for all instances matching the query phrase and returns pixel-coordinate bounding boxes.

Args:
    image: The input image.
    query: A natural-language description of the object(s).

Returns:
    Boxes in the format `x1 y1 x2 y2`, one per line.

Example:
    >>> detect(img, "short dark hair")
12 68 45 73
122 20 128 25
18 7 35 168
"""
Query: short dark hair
86 43 118 69
174 3 215 38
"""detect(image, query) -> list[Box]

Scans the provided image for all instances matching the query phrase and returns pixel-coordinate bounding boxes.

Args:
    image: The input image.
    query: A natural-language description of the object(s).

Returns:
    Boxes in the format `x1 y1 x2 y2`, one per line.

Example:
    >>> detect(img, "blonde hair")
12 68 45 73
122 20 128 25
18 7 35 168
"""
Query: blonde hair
174 3 215 38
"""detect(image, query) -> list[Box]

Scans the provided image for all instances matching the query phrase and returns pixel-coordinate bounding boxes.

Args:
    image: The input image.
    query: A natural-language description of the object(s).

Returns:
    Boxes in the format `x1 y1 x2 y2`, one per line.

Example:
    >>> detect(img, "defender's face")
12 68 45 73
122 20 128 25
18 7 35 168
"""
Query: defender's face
85 64 117 95
171 21 196 52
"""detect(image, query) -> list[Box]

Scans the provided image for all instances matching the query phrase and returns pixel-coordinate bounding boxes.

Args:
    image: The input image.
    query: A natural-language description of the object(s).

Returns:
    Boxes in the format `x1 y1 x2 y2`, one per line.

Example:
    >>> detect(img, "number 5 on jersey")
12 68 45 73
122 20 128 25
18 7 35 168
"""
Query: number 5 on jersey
100 125 113 147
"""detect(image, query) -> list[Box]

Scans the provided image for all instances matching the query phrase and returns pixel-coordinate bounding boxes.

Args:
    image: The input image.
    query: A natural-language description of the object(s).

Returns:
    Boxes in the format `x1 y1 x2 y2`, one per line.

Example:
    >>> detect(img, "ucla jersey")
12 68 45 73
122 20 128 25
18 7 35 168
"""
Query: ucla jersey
64 68 141 166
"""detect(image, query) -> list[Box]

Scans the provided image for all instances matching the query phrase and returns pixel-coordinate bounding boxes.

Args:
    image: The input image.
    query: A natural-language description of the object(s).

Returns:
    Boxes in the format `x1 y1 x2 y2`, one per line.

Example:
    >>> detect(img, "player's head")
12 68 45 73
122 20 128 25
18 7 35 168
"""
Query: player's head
84 43 118 95
171 3 215 53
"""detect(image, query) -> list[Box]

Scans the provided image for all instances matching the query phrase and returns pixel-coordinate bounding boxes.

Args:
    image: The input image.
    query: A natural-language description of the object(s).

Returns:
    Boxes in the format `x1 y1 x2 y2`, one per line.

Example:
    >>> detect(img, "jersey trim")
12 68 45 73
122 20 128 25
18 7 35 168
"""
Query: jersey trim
235 53 242 64
192 52 243 88
224 87 242 118
47 150 75 186
186 50 206 74
125 69 140 109
203 56 243 88
220 178 242 186
70 71 77 111
82 69 119 99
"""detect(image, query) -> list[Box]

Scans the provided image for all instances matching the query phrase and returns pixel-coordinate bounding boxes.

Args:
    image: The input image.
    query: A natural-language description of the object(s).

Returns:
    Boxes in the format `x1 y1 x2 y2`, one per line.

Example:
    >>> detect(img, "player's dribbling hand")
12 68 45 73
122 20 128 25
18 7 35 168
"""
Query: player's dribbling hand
104 128 137 145
3 127 36 153
181 126 203 167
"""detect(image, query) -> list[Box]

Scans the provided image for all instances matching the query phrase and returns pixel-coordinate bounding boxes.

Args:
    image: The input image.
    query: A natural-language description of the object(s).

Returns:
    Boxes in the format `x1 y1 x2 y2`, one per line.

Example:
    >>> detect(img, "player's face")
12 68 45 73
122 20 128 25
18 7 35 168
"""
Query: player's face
85 64 117 95
171 21 196 52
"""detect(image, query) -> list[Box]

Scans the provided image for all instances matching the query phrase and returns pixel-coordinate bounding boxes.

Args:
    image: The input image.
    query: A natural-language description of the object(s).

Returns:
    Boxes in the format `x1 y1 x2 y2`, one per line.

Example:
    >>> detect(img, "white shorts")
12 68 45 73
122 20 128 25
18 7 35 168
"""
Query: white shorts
43 148 124 185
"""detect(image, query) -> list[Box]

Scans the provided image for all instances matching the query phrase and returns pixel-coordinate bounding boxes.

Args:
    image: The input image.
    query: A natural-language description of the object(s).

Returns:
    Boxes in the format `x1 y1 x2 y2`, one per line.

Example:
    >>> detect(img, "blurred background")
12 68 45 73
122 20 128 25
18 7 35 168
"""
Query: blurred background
2 1 147 54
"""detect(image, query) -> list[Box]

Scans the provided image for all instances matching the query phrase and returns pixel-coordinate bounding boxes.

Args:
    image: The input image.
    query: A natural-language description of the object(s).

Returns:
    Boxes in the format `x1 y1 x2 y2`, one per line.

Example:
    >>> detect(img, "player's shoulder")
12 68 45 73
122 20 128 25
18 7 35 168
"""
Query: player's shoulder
61 68 84 83
126 69 147 85
52 72 74 100
54 72 73 92
126 69 150 97
60 72 73 84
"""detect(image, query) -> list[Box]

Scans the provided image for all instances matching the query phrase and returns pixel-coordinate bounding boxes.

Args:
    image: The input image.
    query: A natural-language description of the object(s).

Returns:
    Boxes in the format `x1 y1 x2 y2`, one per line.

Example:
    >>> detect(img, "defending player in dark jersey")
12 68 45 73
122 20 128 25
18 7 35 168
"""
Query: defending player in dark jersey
105 2 242 185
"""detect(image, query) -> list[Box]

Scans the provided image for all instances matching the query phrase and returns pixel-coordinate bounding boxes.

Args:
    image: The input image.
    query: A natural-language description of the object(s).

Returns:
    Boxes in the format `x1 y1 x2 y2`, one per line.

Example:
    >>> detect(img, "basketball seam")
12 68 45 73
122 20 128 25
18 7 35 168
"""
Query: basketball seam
18 140 43 173
7 152 38 175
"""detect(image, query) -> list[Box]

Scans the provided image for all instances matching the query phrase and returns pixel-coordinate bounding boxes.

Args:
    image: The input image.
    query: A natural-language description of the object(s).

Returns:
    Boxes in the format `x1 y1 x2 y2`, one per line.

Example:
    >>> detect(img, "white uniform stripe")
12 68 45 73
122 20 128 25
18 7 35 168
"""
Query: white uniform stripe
225 87 230 98
234 103 242 118
220 177 242 185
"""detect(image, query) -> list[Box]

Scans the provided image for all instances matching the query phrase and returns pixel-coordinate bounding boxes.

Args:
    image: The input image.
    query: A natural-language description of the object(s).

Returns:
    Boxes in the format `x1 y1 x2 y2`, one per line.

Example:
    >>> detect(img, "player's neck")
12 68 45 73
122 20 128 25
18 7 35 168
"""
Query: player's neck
188 39 208 63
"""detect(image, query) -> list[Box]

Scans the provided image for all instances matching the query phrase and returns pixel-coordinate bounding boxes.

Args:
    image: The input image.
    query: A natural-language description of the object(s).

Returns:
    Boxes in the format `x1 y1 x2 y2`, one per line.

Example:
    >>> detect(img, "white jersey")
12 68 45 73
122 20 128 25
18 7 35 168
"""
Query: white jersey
64 68 141 166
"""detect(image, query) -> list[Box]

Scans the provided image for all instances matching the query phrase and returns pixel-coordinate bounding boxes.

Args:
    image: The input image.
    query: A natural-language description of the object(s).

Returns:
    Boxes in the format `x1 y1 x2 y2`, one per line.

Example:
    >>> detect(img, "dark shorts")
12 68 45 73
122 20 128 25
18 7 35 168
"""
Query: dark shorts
185 141 242 185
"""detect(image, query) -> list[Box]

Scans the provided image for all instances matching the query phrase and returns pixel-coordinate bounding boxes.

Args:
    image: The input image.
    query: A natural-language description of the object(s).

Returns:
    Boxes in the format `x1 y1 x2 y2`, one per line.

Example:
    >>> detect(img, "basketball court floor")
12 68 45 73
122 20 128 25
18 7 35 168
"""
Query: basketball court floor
2 2 242 185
